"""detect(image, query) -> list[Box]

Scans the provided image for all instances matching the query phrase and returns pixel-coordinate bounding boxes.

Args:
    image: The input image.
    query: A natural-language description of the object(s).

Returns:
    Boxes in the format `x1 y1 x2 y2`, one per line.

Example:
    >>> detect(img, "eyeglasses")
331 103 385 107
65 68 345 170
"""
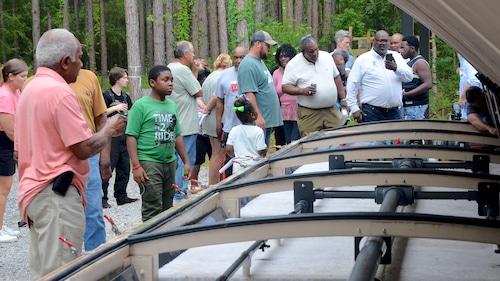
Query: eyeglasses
374 38 389 43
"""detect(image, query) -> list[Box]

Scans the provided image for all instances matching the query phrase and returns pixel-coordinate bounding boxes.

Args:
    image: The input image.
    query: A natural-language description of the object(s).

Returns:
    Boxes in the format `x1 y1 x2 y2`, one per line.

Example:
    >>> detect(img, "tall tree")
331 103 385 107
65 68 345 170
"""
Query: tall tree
236 0 248 48
294 0 303 30
207 0 218 60
99 0 107 86
286 0 293 20
311 0 319 39
191 0 200 57
270 0 282 22
10 0 18 57
255 0 263 24
32 0 40 68
124 0 141 102
138 0 146 73
62 0 70 30
145 0 153 68
323 0 336 51
217 0 228 54
153 0 165 65
85 0 96 71
73 0 80 30
199 0 209 60
164 1 175 63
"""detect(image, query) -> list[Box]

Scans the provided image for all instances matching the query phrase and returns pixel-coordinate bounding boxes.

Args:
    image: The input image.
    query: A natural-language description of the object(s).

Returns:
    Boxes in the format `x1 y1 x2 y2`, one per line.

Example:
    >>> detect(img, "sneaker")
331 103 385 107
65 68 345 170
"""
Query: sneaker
0 230 17 243
2 226 20 237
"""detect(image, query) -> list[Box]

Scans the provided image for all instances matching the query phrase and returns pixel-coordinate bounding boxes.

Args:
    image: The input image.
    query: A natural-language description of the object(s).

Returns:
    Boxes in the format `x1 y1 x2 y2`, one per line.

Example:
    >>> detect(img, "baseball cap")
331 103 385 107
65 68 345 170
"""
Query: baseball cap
251 30 278 45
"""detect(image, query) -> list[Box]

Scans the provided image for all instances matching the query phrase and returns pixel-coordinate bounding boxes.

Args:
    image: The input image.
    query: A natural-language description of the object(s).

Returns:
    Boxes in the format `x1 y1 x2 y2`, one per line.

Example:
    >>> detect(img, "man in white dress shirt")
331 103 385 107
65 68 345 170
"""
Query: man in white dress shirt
346 30 413 123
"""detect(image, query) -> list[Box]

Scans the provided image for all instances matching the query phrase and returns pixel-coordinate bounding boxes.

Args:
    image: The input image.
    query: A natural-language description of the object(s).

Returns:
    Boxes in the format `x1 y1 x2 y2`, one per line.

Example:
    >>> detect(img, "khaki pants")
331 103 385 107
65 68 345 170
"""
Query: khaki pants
297 105 341 137
27 183 84 281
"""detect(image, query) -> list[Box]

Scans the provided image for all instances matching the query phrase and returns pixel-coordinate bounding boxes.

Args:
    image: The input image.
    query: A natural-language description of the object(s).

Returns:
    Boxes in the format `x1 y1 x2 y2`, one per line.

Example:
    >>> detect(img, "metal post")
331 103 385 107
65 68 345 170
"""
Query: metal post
348 188 402 281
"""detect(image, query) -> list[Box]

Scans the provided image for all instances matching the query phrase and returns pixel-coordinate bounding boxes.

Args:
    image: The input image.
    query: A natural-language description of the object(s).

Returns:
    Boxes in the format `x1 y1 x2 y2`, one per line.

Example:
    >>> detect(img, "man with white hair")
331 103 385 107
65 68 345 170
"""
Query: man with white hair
332 30 355 69
15 28 125 280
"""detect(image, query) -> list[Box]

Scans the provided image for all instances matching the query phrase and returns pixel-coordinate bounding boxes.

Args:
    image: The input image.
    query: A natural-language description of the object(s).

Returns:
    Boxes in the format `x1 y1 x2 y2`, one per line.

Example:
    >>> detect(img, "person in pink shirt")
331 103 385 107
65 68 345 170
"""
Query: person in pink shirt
0 58 29 243
273 44 300 144
14 28 125 280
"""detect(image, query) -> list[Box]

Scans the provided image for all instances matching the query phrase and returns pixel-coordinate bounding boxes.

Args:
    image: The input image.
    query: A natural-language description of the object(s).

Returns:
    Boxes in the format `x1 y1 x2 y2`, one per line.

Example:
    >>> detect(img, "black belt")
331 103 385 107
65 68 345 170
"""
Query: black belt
363 103 399 112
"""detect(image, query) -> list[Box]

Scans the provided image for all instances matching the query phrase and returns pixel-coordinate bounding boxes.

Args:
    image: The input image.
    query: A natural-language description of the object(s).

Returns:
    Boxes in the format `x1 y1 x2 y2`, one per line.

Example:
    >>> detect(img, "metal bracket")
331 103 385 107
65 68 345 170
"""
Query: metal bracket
472 155 490 174
354 237 392 264
477 182 499 218
329 154 345 170
293 181 315 213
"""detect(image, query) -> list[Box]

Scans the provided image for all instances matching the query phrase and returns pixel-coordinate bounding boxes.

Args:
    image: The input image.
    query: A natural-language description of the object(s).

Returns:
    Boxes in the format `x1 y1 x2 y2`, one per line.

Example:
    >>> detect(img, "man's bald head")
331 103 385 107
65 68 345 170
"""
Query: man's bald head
390 33 404 52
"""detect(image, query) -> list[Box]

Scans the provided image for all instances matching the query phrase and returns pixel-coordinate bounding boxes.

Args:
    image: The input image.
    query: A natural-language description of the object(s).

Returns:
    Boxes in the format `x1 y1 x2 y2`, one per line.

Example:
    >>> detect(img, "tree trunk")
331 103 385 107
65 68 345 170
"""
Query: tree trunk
32 0 40 68
295 0 303 30
199 0 209 60
73 0 79 30
217 0 228 54
323 0 335 51
124 0 141 102
62 0 70 30
191 0 200 57
99 0 107 86
286 0 293 21
85 0 96 71
145 0 154 68
207 0 217 61
153 0 165 65
236 0 248 48
312 0 319 39
271 0 282 22
10 0 18 57
138 0 146 73
164 1 175 63
255 0 263 24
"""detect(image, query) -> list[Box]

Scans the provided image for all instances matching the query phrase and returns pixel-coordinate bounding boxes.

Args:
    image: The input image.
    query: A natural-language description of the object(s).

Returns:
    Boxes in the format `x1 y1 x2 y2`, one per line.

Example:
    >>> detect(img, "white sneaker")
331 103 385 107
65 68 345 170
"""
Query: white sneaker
0 230 17 243
2 226 20 237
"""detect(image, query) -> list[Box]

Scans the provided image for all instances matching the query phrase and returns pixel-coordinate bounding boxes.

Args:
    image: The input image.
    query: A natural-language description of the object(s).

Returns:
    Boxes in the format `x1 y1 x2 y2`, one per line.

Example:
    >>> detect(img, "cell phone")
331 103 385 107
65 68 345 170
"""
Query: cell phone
52 171 74 196
386 53 394 61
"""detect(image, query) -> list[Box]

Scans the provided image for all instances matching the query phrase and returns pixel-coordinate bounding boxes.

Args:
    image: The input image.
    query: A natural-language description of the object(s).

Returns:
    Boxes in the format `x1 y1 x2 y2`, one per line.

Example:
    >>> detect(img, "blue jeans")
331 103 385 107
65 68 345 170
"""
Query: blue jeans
84 154 106 251
283 121 300 144
361 104 401 122
401 104 428 120
264 127 272 148
175 134 197 193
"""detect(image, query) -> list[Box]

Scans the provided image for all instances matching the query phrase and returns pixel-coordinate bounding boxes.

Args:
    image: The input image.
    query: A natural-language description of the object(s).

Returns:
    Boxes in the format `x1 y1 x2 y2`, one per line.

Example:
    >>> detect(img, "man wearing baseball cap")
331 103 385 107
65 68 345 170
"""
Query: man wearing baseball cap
237 30 283 147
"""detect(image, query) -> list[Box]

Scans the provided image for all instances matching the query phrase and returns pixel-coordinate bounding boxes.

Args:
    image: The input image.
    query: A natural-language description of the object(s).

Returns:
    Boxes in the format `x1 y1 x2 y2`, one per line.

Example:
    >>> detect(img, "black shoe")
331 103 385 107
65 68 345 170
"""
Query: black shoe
102 200 111 209
18 221 27 228
117 197 139 206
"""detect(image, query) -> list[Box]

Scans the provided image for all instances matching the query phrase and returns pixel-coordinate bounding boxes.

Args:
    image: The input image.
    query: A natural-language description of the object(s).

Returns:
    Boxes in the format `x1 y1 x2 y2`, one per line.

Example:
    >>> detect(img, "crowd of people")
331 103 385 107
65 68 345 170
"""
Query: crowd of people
0 26 491 280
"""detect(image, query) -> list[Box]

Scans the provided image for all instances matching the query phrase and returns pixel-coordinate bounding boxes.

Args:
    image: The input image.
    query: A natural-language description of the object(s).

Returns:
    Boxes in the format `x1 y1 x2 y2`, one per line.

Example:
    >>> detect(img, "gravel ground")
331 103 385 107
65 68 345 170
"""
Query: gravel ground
0 167 208 280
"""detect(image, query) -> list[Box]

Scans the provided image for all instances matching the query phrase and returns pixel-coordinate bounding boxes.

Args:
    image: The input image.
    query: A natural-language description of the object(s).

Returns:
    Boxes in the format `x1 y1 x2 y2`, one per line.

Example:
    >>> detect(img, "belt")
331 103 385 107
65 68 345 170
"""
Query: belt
363 103 399 112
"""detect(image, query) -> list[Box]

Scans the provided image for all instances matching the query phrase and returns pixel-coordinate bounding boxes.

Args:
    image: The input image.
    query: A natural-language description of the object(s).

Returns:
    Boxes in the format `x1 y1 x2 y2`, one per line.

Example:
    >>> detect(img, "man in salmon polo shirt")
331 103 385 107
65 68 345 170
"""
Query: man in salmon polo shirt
14 28 125 280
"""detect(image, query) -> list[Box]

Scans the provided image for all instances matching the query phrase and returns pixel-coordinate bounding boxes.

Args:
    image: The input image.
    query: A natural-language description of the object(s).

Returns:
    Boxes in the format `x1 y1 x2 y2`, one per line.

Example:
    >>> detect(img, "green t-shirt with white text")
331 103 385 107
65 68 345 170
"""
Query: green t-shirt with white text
126 96 181 163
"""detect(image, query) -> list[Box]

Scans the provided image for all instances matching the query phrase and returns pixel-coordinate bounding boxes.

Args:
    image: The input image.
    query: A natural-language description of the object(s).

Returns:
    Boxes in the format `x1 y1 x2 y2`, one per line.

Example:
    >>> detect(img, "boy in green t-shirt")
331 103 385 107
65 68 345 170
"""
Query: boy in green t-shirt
126 65 191 221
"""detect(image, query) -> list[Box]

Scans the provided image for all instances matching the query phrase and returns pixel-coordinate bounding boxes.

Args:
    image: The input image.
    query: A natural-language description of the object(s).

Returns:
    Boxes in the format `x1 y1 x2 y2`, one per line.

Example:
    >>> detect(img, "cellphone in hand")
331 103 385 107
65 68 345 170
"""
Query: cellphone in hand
385 53 394 62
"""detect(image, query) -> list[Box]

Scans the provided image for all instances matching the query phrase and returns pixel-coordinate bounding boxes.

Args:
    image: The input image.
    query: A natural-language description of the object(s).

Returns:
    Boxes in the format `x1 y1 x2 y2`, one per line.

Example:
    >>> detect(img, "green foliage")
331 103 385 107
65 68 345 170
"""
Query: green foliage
429 37 459 119
255 19 312 70
173 0 193 41
336 0 401 37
